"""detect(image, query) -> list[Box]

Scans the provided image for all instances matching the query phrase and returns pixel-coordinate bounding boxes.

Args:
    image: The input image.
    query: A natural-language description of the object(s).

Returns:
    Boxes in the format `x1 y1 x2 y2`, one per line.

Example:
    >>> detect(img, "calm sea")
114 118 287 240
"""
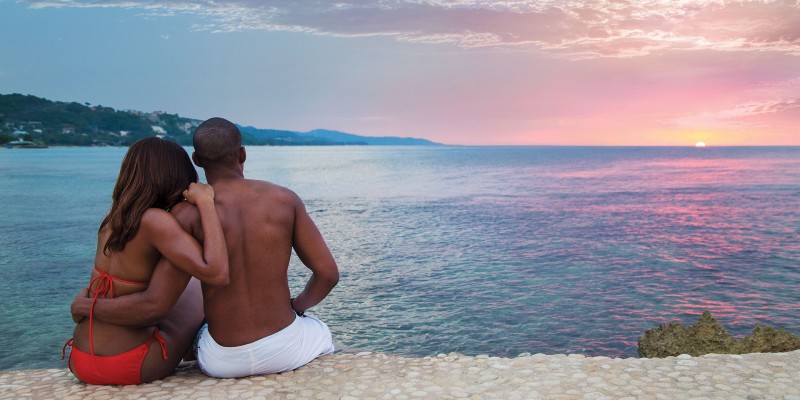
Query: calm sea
1 146 798 370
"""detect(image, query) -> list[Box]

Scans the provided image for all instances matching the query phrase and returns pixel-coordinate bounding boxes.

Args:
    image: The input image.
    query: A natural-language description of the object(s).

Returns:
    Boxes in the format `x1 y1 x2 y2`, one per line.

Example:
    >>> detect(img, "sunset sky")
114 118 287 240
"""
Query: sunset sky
1 0 798 145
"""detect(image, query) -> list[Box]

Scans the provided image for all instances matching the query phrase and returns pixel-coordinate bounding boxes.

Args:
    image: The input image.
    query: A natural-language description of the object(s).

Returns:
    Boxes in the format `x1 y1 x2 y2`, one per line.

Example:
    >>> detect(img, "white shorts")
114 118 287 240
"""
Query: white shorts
196 314 335 378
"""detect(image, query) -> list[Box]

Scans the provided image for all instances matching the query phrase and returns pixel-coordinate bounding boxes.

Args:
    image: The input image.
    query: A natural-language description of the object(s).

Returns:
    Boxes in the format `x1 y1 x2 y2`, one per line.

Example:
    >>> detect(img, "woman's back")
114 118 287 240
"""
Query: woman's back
71 224 161 355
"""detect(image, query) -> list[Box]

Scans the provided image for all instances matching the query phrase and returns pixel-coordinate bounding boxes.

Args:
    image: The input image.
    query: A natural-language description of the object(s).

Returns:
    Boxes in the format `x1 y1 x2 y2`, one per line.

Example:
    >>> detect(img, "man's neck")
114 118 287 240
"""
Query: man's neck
204 165 245 185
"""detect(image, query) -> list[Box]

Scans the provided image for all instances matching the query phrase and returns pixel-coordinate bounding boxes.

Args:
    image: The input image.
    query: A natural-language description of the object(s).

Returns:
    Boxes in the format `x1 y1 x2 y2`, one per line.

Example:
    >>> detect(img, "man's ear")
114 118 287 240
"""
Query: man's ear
239 147 246 164
192 152 203 168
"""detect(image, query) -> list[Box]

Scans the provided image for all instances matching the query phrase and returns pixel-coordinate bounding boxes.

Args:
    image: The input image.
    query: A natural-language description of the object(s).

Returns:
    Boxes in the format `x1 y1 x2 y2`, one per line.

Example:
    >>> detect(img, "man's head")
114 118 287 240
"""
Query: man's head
192 117 244 169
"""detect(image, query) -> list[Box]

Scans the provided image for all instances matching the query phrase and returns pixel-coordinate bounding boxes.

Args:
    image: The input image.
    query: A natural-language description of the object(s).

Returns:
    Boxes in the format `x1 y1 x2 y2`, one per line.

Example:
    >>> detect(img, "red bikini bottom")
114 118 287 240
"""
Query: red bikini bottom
63 327 167 385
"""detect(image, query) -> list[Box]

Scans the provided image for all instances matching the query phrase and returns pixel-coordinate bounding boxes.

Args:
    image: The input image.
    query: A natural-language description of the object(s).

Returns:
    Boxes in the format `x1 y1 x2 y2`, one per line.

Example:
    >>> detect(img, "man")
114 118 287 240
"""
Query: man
72 117 339 378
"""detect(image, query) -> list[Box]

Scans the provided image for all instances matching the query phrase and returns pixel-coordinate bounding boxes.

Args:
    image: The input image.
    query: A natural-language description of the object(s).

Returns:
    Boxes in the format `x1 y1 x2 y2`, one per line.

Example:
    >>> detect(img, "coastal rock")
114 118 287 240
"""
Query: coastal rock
638 311 800 358
638 312 736 358
739 325 800 353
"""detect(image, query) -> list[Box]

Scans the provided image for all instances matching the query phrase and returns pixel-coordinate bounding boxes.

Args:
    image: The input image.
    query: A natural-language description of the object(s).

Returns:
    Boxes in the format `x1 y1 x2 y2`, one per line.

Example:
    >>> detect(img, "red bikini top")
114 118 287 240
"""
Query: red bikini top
89 267 148 296
87 267 149 356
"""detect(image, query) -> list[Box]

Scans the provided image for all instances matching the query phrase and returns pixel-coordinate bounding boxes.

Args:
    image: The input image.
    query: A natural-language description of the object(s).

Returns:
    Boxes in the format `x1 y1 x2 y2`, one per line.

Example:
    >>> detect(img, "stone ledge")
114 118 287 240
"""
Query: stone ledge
2 350 799 399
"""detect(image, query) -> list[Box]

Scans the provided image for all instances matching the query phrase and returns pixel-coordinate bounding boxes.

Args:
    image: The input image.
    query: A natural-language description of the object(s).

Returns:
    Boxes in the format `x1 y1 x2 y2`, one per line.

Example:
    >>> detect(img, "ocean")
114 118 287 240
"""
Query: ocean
1 146 798 371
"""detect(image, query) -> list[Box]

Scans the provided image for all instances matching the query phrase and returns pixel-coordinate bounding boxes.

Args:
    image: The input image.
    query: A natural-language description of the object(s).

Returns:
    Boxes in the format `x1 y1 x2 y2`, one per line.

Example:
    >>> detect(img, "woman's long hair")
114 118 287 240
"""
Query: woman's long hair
100 137 198 254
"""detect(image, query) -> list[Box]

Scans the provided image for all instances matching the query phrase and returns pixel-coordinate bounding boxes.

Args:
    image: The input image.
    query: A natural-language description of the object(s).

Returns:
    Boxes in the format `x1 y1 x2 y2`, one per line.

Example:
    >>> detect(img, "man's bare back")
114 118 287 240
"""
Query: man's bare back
190 177 337 346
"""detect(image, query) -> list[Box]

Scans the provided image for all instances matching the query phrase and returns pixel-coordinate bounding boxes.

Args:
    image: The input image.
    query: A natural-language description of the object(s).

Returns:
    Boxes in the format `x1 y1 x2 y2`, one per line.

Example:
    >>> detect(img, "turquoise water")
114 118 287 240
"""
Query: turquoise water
1 146 799 370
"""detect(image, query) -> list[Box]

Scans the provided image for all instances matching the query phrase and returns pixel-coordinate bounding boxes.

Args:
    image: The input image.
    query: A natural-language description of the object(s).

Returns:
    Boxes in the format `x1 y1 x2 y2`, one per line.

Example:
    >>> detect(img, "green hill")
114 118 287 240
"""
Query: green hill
0 93 199 146
0 93 440 147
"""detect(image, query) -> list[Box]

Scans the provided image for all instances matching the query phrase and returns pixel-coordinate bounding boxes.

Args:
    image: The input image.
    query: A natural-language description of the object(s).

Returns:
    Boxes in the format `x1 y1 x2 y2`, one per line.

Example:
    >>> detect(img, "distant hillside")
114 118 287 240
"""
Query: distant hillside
0 93 440 147
304 129 439 146
238 126 440 146
0 93 199 146
236 126 338 146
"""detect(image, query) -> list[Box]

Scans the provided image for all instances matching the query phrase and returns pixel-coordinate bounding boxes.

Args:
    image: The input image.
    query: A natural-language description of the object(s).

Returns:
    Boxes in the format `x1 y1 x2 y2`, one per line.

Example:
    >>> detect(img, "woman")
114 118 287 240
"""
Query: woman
63 137 229 385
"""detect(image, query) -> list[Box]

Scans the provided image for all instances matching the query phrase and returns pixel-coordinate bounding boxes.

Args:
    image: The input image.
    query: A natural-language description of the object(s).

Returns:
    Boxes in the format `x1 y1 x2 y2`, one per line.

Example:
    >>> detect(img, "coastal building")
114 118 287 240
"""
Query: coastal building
178 121 196 134
146 111 165 122
151 126 167 135
6 139 46 148
62 125 75 134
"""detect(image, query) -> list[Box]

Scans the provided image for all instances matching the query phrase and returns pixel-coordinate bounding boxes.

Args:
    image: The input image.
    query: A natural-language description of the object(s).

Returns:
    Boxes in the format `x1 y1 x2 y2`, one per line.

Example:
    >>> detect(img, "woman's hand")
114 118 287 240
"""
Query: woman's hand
183 182 214 205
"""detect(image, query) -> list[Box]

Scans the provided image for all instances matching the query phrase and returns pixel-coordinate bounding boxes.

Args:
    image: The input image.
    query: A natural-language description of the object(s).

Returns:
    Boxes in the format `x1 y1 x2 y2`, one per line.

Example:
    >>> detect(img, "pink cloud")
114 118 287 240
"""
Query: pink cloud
24 0 800 58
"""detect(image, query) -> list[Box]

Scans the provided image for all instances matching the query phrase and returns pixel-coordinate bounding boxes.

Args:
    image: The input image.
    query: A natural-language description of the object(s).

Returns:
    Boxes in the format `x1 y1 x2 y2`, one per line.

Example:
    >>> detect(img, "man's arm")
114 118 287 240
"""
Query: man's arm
290 194 339 313
71 257 193 327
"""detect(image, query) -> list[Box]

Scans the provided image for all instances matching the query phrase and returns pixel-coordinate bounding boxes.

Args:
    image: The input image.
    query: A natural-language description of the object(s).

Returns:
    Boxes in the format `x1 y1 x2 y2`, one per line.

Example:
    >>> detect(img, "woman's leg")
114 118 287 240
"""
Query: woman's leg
140 278 204 383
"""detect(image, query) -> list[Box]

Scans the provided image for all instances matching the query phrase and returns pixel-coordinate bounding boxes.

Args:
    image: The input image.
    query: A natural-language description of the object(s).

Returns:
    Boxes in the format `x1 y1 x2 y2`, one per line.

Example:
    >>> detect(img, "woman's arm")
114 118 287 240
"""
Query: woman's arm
142 183 229 285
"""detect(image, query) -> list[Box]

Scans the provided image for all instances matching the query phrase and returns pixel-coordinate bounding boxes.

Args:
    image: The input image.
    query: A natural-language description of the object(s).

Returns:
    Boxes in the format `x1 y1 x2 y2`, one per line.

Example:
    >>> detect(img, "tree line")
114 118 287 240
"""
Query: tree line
0 93 197 146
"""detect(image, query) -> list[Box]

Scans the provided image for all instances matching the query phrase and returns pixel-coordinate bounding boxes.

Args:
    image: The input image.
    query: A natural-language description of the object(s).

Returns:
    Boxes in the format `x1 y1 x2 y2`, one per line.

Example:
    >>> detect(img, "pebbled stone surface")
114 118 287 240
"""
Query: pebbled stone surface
1 350 799 399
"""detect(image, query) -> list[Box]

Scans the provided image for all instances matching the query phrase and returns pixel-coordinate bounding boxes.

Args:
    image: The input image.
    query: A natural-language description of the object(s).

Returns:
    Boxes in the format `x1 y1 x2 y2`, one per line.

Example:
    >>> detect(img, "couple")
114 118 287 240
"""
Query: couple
64 118 339 385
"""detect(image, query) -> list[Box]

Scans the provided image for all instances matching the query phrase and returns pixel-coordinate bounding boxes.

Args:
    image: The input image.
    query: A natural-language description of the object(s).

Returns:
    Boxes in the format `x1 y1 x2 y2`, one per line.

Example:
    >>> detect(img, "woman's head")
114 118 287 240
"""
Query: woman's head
101 137 198 254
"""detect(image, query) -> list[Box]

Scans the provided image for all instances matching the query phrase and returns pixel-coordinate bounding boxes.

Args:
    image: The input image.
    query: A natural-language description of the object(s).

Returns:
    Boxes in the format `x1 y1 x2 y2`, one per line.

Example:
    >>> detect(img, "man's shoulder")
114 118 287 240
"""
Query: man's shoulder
169 201 200 229
242 179 300 204
170 200 199 217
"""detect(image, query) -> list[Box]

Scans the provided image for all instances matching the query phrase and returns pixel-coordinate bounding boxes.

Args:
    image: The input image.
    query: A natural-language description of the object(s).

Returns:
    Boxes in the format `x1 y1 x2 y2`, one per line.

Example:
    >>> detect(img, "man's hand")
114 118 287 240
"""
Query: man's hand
70 287 91 324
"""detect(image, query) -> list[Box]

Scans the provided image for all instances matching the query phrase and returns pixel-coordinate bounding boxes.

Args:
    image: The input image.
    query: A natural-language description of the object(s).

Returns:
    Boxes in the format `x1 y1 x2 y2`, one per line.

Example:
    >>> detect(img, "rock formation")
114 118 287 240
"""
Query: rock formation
638 311 800 358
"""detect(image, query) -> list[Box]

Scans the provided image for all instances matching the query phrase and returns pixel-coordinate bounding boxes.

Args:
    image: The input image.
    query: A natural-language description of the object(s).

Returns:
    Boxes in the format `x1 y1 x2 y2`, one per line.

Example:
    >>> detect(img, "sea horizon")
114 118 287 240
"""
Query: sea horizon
7 144 800 151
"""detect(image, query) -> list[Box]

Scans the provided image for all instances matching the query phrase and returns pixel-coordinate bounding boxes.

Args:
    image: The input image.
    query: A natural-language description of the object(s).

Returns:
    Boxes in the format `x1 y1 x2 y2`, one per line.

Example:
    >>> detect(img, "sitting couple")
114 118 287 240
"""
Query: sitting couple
65 118 339 385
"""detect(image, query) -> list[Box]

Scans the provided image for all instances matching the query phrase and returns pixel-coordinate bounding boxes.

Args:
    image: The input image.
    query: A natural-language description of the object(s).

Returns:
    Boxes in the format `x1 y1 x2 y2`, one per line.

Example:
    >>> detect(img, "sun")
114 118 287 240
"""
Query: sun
695 141 706 148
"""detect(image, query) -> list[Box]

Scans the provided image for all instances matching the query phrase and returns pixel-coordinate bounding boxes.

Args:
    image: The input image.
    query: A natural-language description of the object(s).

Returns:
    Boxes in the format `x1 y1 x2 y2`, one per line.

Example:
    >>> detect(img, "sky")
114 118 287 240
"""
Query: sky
1 1 799 146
